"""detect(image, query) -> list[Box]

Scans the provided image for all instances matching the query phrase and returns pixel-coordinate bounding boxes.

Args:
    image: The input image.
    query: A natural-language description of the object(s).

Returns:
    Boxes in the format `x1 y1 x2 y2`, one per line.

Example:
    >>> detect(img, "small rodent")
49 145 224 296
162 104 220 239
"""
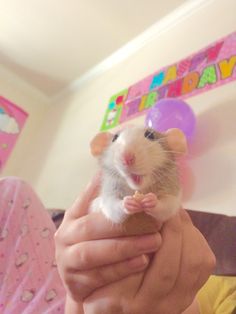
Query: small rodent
90 126 187 224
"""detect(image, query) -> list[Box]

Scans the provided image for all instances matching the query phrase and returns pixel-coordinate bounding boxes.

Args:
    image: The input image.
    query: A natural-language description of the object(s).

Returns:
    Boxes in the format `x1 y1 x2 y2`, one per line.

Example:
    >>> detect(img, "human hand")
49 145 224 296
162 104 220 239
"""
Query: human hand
83 209 216 314
54 174 162 304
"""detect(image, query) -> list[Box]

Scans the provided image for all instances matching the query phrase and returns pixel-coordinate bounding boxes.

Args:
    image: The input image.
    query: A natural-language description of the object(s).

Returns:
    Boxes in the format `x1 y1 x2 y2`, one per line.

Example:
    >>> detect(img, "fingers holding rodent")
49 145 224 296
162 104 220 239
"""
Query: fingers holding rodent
164 222 200 310
66 255 150 301
139 212 182 299
165 211 215 311
177 210 215 289
54 175 100 249
60 212 123 244
65 233 161 271
61 211 161 245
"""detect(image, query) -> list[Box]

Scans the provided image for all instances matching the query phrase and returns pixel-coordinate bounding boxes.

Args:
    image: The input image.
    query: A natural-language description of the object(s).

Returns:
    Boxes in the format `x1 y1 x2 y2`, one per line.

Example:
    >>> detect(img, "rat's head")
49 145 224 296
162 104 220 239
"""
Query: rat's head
91 126 187 191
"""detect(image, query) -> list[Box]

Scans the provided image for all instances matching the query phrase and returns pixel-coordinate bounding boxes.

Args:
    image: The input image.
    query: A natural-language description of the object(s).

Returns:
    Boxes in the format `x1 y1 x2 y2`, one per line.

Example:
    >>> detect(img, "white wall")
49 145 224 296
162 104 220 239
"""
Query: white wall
3 0 236 216
0 65 49 182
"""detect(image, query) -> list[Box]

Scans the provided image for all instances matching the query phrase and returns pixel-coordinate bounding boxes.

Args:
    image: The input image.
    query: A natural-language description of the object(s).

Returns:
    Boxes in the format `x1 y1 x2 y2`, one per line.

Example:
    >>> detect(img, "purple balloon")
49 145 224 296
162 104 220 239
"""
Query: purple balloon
145 98 196 140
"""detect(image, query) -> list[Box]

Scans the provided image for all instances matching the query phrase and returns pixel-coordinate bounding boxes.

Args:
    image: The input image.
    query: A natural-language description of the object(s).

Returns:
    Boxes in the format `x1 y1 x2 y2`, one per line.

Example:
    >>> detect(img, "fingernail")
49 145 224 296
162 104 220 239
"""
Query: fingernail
136 234 161 253
127 255 149 269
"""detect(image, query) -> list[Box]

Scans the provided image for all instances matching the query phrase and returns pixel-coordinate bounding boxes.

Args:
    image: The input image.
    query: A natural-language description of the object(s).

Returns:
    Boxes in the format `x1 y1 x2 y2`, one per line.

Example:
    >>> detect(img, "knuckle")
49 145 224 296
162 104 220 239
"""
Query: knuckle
54 229 61 242
66 280 86 302
67 290 83 303
54 220 67 242
89 268 106 287
76 246 90 267
64 274 74 287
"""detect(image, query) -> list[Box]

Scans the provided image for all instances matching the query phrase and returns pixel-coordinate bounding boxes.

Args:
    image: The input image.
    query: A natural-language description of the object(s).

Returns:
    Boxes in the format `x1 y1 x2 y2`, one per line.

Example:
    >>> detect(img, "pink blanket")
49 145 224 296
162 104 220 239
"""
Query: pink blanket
0 177 66 313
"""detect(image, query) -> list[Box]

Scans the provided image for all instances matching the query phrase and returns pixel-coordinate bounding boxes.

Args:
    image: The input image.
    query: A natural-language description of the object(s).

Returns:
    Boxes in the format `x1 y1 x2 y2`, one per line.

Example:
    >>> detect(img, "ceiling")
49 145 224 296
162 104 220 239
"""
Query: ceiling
0 0 187 97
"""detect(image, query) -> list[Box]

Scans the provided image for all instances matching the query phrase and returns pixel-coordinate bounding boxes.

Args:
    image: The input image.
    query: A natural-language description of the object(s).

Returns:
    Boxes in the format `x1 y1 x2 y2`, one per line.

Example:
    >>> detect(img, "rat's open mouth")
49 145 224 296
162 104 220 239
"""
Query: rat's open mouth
130 173 143 185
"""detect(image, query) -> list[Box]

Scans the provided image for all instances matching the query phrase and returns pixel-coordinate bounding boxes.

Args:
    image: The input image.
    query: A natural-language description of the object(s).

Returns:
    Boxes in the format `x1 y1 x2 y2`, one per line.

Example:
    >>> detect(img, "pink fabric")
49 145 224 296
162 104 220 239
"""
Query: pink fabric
0 177 66 313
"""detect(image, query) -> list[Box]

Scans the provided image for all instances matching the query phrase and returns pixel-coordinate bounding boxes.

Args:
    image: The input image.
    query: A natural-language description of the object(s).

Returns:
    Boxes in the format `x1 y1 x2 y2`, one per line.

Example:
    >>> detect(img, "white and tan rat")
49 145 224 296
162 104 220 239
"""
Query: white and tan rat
90 126 187 224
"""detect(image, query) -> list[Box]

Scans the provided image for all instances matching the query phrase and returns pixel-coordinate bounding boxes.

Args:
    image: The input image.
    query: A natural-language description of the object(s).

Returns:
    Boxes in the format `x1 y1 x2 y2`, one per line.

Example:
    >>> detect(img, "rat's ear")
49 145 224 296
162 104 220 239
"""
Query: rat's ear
90 132 113 157
165 128 187 155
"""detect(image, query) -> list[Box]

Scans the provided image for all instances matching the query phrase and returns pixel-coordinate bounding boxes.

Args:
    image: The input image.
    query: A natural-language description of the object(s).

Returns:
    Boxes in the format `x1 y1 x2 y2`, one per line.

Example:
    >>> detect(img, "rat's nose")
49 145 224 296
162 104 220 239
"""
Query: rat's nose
122 152 135 166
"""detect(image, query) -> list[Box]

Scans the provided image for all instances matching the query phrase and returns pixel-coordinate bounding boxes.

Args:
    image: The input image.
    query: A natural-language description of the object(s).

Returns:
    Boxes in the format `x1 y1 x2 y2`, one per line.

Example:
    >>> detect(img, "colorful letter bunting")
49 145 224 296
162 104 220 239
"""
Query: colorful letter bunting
100 32 236 131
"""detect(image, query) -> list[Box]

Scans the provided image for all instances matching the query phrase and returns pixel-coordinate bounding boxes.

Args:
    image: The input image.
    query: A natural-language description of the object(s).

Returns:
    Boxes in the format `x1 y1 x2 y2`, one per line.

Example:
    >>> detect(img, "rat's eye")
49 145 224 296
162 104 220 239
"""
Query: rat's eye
112 133 119 142
144 129 156 141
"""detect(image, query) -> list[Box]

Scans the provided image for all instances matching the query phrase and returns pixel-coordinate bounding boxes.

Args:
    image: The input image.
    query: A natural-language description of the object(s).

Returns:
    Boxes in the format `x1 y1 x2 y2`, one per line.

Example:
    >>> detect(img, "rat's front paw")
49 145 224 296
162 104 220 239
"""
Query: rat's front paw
123 196 142 214
141 193 158 212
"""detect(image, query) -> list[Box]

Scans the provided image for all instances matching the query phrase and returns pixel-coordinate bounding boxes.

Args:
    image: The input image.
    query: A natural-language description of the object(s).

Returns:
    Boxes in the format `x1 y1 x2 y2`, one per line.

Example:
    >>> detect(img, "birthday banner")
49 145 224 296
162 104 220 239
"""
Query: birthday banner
0 96 28 170
101 32 236 131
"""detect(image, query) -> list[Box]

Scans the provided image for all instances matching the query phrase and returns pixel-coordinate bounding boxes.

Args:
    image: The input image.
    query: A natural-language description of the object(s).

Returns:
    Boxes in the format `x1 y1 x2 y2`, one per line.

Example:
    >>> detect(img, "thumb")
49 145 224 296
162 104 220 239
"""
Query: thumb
67 172 101 219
